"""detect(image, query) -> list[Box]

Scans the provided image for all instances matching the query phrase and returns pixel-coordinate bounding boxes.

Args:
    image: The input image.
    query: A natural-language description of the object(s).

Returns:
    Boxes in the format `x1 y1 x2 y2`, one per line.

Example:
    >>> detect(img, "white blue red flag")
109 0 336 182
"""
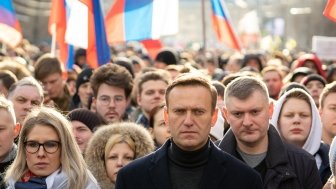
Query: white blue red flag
210 0 241 51
0 0 22 48
105 0 178 43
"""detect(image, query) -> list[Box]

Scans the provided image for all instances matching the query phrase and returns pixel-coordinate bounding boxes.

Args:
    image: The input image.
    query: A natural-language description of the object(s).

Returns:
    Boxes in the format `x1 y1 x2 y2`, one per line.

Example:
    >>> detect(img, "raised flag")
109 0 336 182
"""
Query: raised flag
0 0 22 48
324 0 336 22
49 0 110 69
210 0 241 51
105 0 178 43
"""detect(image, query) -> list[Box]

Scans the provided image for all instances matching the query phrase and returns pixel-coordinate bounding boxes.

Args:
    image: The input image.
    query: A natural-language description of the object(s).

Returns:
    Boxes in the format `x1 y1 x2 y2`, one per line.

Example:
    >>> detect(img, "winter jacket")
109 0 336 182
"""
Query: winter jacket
85 122 154 189
115 139 263 189
218 126 322 189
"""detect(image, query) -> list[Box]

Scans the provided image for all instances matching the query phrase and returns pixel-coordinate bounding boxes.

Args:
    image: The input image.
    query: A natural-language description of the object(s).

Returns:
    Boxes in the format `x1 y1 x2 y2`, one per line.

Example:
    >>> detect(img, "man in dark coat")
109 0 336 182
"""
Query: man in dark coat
218 76 322 189
116 73 262 189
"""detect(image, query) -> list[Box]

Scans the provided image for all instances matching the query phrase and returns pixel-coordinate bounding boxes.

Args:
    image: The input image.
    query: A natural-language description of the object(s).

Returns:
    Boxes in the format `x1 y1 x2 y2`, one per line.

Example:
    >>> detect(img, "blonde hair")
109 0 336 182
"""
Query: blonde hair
0 95 16 124
104 134 136 160
5 107 92 189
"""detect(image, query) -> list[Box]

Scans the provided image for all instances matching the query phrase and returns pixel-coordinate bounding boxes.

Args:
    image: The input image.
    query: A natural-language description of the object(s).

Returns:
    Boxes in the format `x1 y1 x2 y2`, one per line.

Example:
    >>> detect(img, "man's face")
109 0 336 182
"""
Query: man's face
224 90 272 147
137 80 167 117
8 85 43 124
306 80 324 107
71 121 93 153
94 84 128 123
164 85 217 151
320 93 336 140
263 71 283 99
0 109 19 162
41 73 64 99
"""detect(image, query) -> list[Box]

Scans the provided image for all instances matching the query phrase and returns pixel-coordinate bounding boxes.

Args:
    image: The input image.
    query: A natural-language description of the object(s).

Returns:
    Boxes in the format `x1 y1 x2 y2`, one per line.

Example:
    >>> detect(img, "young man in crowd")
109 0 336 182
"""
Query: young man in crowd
136 71 170 128
90 64 133 124
34 54 71 112
320 81 336 145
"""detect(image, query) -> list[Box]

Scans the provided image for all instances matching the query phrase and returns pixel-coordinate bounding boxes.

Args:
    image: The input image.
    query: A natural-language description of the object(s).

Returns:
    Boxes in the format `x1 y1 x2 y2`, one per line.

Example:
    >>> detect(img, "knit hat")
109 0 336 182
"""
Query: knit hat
67 108 103 132
301 74 327 87
290 67 314 82
76 68 93 91
155 48 178 65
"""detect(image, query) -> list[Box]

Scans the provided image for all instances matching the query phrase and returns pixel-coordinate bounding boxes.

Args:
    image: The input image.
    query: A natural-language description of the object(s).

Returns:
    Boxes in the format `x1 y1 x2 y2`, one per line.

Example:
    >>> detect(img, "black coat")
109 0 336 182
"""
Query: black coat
317 142 331 185
218 126 322 189
116 139 263 189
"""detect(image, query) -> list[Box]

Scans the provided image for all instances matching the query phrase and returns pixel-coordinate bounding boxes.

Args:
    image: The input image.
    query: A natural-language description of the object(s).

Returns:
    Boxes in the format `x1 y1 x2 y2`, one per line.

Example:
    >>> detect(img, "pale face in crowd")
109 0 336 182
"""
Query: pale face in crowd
71 121 93 153
94 84 128 123
138 80 167 117
25 124 61 176
8 85 43 124
151 108 171 146
320 93 336 144
263 71 283 99
306 81 324 107
164 85 217 151
278 98 312 148
41 73 64 99
0 109 20 162
78 82 93 108
224 90 272 150
105 142 134 183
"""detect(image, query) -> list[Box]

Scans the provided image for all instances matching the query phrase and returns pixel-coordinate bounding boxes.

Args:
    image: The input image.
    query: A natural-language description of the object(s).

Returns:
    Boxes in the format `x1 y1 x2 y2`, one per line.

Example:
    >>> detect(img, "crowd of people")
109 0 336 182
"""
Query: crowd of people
0 39 336 189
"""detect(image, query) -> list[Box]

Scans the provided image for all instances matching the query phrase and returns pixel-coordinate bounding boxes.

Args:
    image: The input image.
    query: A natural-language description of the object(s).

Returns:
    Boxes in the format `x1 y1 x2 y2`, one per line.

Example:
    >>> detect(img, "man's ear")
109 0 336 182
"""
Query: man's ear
222 107 230 125
163 106 169 126
14 123 21 138
211 108 218 127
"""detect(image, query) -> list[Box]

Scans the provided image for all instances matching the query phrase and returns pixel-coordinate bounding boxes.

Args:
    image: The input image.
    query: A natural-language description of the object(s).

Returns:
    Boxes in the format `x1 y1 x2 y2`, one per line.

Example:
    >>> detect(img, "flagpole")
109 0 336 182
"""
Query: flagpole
201 0 207 51
50 26 56 57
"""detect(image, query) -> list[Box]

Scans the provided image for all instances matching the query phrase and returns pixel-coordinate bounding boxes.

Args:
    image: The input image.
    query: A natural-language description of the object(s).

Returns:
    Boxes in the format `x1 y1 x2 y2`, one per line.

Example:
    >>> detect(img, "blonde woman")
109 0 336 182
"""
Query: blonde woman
85 122 154 189
4 107 99 189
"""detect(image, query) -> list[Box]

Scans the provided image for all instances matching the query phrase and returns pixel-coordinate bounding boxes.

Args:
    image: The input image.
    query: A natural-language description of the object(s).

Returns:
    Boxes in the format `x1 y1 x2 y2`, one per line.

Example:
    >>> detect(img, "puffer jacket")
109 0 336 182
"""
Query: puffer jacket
85 122 155 189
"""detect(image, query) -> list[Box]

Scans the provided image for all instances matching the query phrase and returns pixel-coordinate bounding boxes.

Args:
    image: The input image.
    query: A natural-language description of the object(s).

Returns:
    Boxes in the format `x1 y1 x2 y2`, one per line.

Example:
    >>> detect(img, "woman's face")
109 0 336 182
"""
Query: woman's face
152 108 171 146
25 124 61 176
105 142 134 183
278 98 312 147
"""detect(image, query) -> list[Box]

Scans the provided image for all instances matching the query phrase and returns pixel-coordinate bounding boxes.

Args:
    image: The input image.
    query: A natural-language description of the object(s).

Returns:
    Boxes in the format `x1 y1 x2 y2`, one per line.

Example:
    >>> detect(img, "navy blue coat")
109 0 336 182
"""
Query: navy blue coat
116 140 263 189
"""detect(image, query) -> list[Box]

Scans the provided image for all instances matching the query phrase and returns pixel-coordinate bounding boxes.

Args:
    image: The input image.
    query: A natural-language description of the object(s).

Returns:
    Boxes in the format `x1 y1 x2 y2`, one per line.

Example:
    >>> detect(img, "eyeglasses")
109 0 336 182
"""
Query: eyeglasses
97 95 125 106
24 141 61 154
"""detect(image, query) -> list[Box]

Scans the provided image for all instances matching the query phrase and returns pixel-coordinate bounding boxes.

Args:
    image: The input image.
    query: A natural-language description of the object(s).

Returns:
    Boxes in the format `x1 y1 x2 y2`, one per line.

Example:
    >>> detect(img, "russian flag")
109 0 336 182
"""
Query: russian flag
105 0 178 43
324 0 336 22
49 0 74 70
49 0 111 70
210 0 241 51
0 0 22 48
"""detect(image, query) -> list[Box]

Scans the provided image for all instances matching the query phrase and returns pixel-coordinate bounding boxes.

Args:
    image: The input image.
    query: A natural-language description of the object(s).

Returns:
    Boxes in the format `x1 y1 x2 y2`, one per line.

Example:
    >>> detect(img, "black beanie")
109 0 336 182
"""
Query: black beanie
155 49 178 65
67 109 103 132
301 74 327 87
76 68 93 91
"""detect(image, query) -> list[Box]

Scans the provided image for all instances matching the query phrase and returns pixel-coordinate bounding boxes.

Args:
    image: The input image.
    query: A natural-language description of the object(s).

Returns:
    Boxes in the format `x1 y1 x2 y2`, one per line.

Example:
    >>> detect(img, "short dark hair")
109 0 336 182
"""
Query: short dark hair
90 64 133 98
34 53 62 81
165 73 217 112
137 71 170 95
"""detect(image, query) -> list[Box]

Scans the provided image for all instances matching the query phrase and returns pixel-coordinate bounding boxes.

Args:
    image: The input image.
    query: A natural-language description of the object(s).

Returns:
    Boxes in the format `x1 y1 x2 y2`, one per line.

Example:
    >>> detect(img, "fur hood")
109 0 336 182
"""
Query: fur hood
85 122 155 189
